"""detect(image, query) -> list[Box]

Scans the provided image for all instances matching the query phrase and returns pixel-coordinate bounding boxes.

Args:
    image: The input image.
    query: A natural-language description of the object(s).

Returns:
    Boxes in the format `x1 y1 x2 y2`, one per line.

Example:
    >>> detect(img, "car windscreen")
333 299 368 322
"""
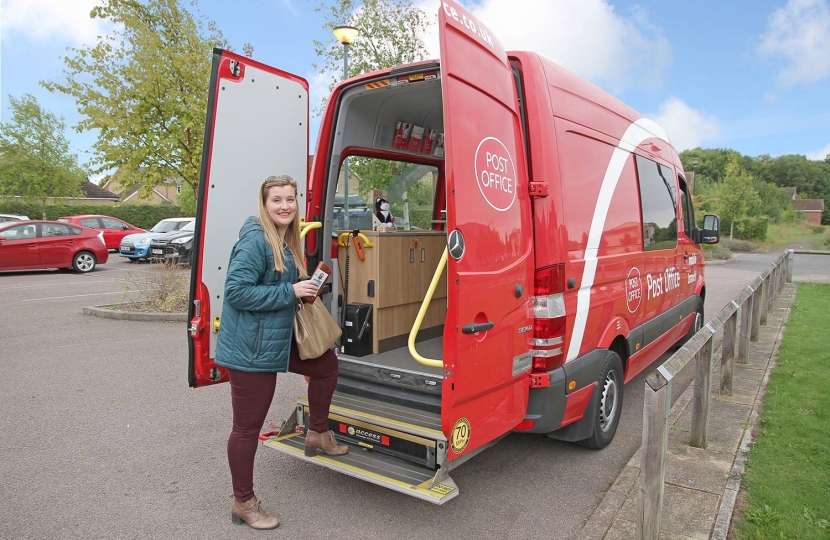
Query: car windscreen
152 220 187 233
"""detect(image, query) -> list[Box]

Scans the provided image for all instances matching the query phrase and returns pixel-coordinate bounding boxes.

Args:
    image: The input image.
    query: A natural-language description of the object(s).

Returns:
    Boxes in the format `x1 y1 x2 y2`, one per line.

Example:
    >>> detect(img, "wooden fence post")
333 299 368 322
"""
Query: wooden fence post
760 277 769 326
786 249 794 283
751 283 763 340
738 292 752 364
638 371 670 540
720 308 738 395
690 331 714 448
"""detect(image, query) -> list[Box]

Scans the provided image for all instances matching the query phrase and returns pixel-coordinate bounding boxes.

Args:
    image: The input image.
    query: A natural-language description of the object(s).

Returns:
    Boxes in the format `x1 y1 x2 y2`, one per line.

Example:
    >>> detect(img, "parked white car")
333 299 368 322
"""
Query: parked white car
0 213 30 224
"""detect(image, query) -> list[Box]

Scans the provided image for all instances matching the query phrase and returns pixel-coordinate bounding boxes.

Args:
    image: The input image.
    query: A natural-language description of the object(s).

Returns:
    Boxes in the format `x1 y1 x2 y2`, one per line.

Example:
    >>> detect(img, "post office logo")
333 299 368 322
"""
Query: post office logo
474 137 517 212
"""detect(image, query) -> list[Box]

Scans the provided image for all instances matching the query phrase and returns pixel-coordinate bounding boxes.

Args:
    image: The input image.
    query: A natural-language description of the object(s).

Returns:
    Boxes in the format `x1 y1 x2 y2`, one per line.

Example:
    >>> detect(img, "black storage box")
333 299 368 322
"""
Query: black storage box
344 303 373 357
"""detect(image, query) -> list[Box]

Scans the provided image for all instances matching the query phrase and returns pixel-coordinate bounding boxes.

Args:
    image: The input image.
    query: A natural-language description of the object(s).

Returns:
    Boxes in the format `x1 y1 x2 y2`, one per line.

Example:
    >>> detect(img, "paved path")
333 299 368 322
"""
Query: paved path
576 259 821 538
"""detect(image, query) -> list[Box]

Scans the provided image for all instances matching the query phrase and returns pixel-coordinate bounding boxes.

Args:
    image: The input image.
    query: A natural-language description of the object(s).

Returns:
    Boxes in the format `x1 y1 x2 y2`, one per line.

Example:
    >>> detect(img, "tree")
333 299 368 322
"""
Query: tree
713 157 764 238
42 0 229 194
311 0 434 112
0 94 84 218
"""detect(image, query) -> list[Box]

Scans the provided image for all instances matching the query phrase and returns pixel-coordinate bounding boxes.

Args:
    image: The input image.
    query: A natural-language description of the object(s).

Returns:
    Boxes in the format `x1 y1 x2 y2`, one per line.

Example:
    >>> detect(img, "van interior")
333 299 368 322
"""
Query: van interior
318 68 450 435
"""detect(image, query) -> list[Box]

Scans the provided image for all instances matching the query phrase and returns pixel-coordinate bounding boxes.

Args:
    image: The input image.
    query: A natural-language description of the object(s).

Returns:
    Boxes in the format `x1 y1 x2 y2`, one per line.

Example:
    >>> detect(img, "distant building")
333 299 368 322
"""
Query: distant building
780 186 825 225
791 199 825 225
101 169 183 205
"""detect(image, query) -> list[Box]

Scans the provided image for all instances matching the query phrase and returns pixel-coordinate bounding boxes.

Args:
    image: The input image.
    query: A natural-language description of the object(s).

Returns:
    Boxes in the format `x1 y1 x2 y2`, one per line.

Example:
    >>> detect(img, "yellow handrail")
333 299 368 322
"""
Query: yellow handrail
337 231 375 248
299 219 322 239
408 247 447 368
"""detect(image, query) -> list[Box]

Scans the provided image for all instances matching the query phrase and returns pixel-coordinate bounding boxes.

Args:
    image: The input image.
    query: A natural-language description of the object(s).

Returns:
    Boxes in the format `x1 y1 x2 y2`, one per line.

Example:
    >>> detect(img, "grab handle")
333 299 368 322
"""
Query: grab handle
462 322 494 334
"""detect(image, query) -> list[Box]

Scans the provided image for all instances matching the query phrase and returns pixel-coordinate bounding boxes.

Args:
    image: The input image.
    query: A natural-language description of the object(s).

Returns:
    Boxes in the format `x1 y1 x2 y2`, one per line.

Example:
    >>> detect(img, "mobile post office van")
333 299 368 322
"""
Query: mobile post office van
188 0 721 504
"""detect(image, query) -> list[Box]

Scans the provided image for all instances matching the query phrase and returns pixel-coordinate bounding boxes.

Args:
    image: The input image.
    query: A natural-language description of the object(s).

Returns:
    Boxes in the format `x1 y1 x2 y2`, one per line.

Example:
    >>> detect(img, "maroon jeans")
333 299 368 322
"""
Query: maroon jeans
226 343 338 502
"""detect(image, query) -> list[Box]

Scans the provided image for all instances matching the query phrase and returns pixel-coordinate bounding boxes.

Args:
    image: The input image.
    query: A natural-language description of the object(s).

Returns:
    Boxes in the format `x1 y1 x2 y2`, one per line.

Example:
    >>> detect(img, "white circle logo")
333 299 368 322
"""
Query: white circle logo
474 137 517 212
626 267 642 313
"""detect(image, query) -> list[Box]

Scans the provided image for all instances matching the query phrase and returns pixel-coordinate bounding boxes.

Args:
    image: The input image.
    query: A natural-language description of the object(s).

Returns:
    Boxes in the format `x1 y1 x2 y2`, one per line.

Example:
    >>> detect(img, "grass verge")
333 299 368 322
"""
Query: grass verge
734 284 830 539
762 222 827 251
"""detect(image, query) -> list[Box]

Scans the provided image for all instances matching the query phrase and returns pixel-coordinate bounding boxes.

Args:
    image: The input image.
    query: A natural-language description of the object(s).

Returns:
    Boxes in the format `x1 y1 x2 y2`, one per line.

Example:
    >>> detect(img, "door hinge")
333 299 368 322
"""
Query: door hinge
530 372 551 388
529 182 549 198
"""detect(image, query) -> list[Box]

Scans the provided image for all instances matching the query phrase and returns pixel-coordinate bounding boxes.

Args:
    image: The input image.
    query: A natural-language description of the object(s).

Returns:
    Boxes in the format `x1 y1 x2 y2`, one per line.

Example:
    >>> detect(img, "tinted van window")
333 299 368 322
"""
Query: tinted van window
636 155 677 251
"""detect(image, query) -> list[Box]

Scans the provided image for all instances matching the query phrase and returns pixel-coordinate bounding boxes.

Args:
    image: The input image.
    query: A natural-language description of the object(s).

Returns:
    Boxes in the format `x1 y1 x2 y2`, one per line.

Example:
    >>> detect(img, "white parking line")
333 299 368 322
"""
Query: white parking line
0 280 120 291
22 291 140 302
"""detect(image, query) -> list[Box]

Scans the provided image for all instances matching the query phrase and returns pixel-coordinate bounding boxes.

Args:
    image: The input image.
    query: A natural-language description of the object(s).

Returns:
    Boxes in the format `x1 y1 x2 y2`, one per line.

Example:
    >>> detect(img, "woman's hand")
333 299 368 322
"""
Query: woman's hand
292 280 319 299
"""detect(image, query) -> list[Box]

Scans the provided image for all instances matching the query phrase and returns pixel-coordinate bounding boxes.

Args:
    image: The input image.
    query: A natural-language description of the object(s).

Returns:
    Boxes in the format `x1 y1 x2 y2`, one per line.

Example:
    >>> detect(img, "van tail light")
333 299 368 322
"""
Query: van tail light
532 264 566 371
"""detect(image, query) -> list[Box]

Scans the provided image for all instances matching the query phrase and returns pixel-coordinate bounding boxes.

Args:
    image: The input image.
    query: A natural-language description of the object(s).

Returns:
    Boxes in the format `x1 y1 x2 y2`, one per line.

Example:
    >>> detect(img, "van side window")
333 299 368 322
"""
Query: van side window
678 176 694 238
636 155 677 251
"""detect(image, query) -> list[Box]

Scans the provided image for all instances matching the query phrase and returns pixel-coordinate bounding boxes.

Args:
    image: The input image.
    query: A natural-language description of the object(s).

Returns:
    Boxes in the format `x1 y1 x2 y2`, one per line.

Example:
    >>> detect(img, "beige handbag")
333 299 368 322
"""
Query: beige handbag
293 297 342 360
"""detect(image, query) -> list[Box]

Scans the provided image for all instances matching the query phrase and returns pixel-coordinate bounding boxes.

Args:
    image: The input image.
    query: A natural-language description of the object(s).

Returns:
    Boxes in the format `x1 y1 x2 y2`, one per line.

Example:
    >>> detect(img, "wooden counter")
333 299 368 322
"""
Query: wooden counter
338 230 447 353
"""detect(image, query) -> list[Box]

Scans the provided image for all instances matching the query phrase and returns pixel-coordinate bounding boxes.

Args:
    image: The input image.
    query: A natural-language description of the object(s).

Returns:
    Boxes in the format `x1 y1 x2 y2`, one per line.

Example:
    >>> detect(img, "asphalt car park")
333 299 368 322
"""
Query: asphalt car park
1 252 824 539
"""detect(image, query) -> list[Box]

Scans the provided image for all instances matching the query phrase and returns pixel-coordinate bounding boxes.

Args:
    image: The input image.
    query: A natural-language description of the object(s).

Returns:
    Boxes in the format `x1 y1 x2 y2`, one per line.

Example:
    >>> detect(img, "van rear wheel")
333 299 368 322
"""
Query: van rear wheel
577 351 623 450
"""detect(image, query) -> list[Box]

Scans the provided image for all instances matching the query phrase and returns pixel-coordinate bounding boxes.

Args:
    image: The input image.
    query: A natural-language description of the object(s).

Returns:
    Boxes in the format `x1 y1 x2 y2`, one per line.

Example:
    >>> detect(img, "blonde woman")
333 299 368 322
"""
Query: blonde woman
214 175 347 530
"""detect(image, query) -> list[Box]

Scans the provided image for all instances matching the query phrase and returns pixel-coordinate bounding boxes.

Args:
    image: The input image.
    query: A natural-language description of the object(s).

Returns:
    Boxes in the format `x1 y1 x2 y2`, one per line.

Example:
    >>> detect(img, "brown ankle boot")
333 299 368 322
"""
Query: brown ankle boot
230 496 279 530
305 429 349 457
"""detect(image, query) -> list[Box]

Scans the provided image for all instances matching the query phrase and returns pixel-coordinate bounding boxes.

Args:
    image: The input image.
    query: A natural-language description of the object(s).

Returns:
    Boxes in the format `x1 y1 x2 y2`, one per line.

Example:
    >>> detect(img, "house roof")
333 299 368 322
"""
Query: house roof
792 199 825 212
81 180 120 200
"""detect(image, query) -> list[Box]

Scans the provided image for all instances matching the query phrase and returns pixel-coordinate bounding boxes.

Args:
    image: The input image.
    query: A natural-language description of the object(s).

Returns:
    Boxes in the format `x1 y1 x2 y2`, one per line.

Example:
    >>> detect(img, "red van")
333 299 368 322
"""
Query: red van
189 0 720 504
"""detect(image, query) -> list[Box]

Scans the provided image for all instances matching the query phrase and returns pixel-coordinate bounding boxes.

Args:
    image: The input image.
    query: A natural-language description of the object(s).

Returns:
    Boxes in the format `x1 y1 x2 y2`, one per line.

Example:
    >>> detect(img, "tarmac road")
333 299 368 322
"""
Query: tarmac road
0 250 815 539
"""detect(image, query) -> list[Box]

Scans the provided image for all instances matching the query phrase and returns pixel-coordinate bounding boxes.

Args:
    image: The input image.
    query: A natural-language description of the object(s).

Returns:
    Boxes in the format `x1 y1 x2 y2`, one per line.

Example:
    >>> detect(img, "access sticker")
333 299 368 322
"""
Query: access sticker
451 417 471 454
429 484 456 495
474 137 517 212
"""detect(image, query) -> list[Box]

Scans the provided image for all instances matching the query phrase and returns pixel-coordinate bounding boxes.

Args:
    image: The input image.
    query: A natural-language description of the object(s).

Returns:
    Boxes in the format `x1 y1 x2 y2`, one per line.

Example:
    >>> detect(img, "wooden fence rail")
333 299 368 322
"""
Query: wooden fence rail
637 249 794 539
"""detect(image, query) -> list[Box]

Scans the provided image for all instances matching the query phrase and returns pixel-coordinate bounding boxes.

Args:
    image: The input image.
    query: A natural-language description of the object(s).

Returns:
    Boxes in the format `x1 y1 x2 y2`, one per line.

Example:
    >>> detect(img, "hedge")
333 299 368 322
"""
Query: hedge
0 201 187 230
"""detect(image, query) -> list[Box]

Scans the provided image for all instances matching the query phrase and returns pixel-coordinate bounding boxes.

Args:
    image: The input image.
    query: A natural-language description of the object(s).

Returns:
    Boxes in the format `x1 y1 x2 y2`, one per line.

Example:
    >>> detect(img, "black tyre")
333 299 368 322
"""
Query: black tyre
577 351 624 450
676 296 703 348
72 251 97 273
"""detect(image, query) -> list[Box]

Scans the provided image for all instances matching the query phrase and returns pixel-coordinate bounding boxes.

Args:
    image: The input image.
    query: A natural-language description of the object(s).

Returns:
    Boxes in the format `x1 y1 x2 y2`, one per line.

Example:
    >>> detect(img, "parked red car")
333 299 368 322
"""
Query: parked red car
57 214 144 250
0 220 109 273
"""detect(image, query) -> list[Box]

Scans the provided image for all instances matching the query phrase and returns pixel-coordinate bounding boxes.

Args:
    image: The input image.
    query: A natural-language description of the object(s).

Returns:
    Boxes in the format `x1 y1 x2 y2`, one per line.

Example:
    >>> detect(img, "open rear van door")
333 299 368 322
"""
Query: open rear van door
439 1 535 458
188 49 309 387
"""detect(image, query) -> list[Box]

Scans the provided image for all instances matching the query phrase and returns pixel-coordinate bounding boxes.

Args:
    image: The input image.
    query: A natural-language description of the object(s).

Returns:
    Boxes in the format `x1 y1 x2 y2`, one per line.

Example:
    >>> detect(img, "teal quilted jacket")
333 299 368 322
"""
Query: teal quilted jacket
214 217 298 373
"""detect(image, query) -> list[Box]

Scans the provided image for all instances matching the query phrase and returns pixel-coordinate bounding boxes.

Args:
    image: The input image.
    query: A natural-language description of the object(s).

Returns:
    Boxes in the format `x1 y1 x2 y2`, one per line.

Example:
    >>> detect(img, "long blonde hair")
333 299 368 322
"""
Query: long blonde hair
257 175 308 278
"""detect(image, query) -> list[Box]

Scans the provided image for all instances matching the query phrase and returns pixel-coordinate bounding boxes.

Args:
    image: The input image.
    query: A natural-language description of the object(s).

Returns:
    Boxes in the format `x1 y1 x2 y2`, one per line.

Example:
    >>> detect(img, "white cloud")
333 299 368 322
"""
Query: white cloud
649 98 720 152
416 0 671 92
759 0 830 86
807 141 830 160
0 0 111 46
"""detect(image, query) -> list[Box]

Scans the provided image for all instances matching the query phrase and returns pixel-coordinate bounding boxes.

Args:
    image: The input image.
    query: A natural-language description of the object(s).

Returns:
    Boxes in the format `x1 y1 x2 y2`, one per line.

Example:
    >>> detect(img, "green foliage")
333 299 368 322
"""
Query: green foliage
177 184 197 215
0 94 86 218
42 0 228 193
735 284 830 539
680 148 830 225
0 200 185 230
311 0 433 113
731 215 769 241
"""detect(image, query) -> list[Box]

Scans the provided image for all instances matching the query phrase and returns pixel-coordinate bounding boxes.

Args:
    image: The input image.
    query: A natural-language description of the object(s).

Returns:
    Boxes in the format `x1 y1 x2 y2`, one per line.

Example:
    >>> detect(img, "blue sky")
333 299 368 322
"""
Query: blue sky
2 0 830 183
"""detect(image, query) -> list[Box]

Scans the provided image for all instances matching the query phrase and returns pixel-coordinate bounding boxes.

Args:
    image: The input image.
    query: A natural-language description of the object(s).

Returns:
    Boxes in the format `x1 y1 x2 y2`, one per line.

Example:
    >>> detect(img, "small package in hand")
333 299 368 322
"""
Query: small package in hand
305 262 331 303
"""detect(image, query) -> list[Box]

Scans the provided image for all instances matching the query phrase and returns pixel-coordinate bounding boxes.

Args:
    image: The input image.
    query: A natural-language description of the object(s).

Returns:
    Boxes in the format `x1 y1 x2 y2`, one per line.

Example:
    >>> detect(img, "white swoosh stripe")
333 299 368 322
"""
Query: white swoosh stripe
565 118 671 363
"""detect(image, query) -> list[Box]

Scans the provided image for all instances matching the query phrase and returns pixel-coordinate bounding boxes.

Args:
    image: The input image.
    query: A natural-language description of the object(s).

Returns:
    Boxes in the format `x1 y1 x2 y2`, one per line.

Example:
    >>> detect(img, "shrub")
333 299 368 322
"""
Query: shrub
719 237 756 252
703 244 732 260
119 262 189 313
